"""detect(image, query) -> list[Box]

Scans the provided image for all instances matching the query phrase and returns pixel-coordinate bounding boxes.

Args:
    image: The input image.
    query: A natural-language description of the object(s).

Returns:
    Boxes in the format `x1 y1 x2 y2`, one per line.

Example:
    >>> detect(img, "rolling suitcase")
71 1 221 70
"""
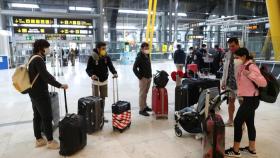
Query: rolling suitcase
203 90 225 158
62 58 68 66
49 92 60 129
41 87 60 132
78 96 104 134
112 77 131 133
187 64 198 73
59 90 87 156
152 86 168 119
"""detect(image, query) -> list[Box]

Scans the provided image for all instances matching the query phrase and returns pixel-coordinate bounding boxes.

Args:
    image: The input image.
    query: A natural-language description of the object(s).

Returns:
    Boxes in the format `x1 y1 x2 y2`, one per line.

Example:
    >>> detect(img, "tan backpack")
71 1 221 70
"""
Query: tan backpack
12 55 42 94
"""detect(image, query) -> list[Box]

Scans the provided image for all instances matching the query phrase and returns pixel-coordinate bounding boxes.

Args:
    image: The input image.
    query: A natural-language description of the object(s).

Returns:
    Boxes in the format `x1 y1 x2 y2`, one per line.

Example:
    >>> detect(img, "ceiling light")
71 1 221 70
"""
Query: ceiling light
11 3 39 9
119 9 148 15
41 8 67 13
69 6 93 11
177 13 187 17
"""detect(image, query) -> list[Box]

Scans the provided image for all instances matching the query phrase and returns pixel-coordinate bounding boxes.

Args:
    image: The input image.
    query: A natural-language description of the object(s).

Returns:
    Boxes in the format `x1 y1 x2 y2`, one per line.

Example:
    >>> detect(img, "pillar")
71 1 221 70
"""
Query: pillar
266 0 280 61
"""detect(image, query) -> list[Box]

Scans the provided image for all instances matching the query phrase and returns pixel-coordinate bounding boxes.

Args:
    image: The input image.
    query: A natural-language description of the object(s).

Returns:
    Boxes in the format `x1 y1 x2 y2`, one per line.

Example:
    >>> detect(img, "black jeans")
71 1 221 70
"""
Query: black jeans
234 96 260 142
31 95 53 141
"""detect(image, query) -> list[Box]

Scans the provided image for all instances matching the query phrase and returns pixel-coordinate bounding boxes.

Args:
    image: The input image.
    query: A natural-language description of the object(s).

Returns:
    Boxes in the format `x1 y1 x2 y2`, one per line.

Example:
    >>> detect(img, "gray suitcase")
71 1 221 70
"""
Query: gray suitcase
49 92 60 128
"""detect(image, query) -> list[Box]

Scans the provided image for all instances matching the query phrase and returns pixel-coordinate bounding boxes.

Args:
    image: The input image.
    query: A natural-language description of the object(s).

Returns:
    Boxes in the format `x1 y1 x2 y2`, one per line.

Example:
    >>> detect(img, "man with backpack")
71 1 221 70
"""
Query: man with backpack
13 39 68 149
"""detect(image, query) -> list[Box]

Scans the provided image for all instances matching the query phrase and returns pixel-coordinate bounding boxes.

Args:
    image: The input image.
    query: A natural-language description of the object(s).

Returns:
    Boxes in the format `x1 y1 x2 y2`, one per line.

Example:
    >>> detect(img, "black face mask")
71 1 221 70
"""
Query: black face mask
43 56 46 62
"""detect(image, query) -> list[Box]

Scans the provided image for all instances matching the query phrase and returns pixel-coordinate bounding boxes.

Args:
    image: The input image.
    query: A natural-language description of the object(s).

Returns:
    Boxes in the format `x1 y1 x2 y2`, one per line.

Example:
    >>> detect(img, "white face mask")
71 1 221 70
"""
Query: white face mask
44 48 50 55
143 50 149 54
234 59 243 66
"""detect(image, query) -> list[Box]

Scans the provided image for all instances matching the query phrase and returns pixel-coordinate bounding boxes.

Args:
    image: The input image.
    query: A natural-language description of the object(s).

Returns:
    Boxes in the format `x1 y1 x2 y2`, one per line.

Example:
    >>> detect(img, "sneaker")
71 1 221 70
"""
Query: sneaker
35 138 47 147
139 110 150 116
47 140 60 149
144 106 152 112
240 146 257 157
225 147 241 157
225 121 234 127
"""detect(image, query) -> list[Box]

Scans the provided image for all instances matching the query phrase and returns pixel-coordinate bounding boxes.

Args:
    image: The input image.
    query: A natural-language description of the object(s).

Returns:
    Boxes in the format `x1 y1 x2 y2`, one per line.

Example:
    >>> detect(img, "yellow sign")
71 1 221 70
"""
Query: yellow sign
57 28 93 35
13 17 54 25
162 44 167 53
14 27 55 34
57 19 92 26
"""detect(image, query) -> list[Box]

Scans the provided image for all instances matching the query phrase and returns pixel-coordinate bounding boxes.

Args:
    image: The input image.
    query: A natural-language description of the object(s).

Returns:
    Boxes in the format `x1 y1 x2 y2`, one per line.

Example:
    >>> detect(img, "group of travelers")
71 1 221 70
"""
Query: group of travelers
25 37 267 158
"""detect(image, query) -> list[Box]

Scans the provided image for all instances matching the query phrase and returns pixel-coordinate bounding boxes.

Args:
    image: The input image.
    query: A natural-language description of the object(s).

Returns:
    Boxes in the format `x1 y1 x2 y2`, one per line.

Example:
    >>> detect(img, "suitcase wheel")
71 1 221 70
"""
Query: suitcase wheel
175 127 182 137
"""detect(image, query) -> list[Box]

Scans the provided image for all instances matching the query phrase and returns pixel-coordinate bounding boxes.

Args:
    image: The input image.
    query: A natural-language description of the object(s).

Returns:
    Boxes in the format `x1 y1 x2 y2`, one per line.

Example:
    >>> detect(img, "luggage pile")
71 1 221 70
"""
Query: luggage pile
175 78 220 111
152 70 169 119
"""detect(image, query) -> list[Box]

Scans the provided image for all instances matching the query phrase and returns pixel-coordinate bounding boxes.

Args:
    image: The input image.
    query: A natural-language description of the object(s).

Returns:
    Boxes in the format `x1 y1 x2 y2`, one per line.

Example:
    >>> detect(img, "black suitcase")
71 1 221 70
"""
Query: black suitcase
175 78 220 111
78 96 104 134
62 58 68 66
59 90 87 156
112 77 131 133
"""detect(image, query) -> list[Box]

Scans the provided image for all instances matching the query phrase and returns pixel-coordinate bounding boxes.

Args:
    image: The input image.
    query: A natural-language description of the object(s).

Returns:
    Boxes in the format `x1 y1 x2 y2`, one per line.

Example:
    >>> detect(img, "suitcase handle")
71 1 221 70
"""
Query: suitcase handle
63 89 68 114
205 89 210 118
112 77 119 104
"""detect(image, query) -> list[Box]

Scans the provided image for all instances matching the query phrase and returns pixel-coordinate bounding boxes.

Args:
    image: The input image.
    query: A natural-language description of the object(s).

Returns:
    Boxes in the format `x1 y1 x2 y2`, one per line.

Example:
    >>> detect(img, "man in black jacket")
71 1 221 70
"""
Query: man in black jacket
133 42 152 116
86 42 118 104
174 44 186 71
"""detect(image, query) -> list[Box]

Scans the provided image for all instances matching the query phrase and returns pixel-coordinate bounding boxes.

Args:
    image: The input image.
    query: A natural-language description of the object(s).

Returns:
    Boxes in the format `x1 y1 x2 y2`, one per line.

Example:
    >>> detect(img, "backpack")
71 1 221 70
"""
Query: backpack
246 63 280 103
12 55 42 94
154 70 169 88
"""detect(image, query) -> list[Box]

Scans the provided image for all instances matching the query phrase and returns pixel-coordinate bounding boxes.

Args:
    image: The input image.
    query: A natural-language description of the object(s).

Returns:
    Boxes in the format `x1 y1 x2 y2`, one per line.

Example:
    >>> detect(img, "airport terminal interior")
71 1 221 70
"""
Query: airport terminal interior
0 0 280 158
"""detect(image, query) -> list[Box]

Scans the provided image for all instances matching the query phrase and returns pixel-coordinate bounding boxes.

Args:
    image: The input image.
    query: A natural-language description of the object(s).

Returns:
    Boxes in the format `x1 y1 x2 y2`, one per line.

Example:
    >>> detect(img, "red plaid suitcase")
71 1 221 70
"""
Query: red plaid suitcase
111 77 131 133
152 86 168 119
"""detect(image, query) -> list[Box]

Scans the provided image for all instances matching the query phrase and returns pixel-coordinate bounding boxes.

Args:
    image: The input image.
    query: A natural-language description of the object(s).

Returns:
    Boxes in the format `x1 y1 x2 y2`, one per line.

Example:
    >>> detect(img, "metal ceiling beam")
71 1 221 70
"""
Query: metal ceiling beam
0 9 100 18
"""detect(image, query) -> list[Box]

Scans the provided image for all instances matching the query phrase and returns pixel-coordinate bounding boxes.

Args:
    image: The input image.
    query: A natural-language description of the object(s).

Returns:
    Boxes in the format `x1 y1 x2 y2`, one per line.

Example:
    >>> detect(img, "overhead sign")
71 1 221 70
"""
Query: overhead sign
14 27 55 34
57 28 93 35
13 17 54 25
45 34 66 40
57 19 92 26
247 25 258 30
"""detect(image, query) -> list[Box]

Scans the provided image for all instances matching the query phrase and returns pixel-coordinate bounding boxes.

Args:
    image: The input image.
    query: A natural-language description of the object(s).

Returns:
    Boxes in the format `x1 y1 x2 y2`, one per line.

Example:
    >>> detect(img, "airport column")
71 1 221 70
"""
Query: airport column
96 0 104 42
266 0 280 61
0 0 6 30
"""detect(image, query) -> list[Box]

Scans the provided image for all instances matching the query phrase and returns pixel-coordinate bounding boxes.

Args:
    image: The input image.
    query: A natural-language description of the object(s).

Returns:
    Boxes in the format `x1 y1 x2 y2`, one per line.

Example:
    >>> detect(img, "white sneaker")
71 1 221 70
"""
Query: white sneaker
47 140 60 149
35 138 47 147
225 120 234 127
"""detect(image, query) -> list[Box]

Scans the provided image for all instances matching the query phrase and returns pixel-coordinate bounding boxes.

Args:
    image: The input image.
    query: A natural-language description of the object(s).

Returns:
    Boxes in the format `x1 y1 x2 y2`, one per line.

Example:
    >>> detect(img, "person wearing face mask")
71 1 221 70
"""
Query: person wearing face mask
225 48 267 157
28 39 68 149
221 37 240 127
86 42 118 109
133 42 152 116
186 47 195 65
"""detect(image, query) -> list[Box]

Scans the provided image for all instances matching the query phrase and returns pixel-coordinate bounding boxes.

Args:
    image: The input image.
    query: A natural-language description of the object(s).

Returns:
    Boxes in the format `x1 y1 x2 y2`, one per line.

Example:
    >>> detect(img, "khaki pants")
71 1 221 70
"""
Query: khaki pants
92 84 108 99
139 78 152 111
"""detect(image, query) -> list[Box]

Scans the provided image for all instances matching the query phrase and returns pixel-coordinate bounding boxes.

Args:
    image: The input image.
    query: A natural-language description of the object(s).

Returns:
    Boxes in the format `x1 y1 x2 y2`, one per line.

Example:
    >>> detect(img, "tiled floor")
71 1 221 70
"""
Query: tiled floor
0 60 280 158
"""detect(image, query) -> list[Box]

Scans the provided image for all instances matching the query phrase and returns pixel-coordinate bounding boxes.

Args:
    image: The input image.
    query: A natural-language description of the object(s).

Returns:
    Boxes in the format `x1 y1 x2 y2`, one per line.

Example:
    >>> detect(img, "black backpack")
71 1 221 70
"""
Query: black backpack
154 70 169 88
246 64 280 103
